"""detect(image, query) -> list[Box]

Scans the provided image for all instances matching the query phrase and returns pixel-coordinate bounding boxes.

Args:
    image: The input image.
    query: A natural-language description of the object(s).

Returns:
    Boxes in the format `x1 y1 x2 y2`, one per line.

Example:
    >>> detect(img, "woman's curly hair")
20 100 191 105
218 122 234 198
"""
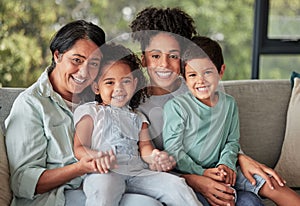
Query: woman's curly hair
130 7 197 52
95 43 148 109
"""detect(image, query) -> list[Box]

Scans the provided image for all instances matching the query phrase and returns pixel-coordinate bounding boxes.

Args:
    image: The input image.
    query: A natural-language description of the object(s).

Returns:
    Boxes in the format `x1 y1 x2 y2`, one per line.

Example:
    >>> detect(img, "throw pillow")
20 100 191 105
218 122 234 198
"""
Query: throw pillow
275 74 300 187
0 127 12 205
290 71 300 89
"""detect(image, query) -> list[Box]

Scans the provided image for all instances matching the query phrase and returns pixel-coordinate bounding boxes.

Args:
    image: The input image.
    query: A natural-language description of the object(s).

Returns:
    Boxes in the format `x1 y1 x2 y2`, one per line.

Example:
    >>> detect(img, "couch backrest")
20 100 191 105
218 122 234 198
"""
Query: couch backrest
0 88 24 132
222 79 291 168
0 80 292 168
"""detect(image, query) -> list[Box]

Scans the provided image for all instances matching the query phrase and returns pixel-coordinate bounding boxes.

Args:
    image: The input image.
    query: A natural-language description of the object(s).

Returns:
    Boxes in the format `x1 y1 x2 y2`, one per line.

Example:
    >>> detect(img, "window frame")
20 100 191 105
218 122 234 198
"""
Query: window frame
252 0 300 79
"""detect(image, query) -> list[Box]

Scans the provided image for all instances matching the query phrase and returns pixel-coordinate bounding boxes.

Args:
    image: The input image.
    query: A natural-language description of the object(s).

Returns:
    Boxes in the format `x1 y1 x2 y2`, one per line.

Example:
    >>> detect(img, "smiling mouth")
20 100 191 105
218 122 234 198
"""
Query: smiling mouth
156 71 173 79
72 76 86 84
112 95 126 101
196 86 209 92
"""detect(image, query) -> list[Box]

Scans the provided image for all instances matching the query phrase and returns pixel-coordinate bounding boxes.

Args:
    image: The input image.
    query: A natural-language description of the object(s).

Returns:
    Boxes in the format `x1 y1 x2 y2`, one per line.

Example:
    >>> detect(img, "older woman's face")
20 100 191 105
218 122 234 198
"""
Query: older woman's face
50 39 102 102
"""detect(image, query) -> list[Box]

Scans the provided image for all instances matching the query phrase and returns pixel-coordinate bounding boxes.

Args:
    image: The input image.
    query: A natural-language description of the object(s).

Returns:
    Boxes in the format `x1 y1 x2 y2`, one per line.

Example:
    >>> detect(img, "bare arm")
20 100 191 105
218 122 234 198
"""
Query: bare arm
138 123 156 164
73 115 99 158
74 115 116 174
138 123 176 171
238 153 286 189
36 156 95 194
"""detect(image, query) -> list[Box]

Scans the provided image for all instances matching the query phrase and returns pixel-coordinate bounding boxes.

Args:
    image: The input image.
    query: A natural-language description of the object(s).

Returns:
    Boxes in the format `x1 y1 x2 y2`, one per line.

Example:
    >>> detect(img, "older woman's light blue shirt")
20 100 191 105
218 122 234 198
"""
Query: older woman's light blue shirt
5 69 82 206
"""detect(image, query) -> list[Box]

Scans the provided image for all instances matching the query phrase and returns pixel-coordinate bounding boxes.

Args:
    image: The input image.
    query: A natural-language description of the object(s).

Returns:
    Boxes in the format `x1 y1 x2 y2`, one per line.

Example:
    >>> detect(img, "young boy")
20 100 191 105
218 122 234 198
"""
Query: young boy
163 35 300 206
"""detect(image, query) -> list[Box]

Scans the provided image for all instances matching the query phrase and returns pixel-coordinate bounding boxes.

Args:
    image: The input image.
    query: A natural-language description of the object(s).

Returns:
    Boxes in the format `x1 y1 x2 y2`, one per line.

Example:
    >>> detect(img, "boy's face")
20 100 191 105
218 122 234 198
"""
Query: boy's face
96 62 137 108
142 33 181 92
185 58 224 106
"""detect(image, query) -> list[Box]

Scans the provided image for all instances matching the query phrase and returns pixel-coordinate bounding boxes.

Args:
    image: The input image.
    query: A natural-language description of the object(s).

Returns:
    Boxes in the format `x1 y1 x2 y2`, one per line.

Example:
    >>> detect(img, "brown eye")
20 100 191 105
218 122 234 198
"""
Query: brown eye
89 62 100 68
105 81 114 85
169 54 179 59
152 54 160 59
188 73 196 78
123 79 132 84
71 58 84 65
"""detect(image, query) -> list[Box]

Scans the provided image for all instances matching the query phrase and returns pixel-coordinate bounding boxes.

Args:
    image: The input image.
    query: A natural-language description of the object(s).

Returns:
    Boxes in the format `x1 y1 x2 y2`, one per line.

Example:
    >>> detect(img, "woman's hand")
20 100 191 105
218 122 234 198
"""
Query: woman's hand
182 174 235 206
77 155 98 174
149 149 176 172
238 153 286 189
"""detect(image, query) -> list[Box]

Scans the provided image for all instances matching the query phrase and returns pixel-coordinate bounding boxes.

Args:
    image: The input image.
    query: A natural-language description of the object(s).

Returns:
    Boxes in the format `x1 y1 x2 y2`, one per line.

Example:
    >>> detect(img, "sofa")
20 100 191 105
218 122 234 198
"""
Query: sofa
0 79 299 206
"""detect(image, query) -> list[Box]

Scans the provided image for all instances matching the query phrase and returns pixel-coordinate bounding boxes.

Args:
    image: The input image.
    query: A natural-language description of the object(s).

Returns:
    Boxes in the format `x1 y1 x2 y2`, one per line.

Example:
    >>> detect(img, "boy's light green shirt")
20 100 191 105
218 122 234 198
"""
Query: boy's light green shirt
5 69 82 206
163 91 240 175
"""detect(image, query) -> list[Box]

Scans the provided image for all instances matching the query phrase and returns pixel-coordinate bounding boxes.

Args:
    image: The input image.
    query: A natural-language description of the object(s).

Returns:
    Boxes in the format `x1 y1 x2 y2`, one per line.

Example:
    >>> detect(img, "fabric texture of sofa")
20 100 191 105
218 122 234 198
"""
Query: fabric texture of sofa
1 79 299 206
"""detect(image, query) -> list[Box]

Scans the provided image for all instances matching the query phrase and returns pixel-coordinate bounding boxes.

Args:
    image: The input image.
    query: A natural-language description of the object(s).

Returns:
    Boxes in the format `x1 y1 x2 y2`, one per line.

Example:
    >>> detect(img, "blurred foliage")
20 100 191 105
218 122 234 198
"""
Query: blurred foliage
260 55 300 79
0 0 298 87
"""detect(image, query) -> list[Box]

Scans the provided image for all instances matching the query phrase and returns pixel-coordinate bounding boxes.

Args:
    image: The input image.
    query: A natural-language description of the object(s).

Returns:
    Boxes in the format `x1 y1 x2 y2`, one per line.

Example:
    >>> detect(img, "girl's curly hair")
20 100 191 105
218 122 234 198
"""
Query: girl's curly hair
95 43 148 109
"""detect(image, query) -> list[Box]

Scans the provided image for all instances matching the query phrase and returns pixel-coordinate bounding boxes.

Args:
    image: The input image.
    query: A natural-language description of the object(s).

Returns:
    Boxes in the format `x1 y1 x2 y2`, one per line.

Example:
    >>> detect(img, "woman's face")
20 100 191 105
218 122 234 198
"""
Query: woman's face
142 33 181 93
50 39 102 102
96 62 137 108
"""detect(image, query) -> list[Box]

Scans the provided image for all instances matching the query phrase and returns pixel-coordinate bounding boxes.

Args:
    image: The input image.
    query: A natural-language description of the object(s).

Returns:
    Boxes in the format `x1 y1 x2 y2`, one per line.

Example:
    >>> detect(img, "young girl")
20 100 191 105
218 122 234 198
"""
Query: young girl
73 43 202 206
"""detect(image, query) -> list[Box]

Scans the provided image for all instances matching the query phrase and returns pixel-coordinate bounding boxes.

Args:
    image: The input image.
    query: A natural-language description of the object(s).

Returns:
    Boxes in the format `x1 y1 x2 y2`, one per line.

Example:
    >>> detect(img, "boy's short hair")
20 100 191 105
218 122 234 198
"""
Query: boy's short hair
182 36 224 75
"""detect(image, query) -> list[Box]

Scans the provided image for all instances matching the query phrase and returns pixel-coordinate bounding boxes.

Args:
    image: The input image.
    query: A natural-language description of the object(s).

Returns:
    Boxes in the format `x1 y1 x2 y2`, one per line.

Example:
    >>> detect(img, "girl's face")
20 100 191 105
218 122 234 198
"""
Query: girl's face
142 33 181 93
50 39 102 102
96 62 137 107
185 58 224 106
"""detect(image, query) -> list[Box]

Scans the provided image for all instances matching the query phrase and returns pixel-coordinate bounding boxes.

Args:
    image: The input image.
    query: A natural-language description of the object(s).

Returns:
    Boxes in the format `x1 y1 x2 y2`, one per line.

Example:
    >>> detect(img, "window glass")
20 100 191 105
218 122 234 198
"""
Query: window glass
260 55 300 79
268 0 300 39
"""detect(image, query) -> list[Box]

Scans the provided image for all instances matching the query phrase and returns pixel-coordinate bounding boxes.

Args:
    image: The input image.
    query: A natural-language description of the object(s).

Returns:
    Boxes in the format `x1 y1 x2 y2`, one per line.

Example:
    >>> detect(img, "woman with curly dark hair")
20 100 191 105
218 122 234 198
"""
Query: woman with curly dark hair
130 7 271 206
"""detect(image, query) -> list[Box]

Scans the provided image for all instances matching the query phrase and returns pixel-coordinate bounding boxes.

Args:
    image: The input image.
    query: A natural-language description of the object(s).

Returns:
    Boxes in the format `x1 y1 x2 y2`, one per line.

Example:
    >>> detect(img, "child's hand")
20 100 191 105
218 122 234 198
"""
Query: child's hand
217 164 236 186
93 149 118 174
203 168 228 182
149 149 176 172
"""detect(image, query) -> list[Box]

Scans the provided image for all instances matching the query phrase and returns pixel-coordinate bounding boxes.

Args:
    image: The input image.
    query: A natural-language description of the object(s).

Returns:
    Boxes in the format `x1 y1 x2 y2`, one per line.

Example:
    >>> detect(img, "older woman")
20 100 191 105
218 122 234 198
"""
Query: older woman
5 20 162 206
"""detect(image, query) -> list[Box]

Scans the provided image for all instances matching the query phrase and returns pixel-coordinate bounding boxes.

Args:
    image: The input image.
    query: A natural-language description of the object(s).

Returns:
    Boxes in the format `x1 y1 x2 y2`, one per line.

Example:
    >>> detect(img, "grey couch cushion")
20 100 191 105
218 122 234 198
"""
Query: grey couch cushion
0 88 24 131
222 80 291 168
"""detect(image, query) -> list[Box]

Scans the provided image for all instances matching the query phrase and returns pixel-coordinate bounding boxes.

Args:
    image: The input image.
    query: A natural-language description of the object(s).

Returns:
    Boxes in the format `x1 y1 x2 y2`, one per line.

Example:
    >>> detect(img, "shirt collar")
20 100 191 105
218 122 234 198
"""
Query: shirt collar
37 67 72 112
37 67 53 97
